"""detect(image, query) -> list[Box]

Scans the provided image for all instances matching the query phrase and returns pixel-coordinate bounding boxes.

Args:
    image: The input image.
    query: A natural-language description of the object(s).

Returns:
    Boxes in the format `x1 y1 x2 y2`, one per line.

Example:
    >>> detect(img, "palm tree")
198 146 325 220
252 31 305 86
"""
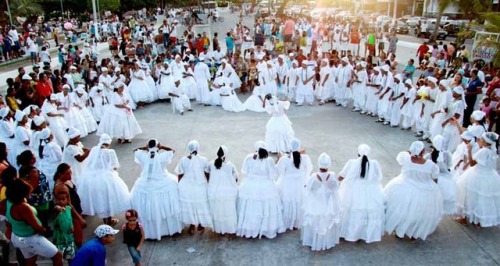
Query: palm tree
8 0 44 17
430 0 452 43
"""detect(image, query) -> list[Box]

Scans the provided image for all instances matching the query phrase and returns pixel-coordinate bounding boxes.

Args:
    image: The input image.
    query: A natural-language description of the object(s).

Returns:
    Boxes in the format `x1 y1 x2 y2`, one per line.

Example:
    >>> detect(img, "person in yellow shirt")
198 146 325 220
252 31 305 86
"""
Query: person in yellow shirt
5 88 19 111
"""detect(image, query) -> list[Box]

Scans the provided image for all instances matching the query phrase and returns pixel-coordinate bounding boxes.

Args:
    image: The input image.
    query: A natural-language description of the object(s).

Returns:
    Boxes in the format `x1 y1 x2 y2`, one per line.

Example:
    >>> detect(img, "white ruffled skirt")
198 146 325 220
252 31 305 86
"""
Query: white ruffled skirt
265 115 294 153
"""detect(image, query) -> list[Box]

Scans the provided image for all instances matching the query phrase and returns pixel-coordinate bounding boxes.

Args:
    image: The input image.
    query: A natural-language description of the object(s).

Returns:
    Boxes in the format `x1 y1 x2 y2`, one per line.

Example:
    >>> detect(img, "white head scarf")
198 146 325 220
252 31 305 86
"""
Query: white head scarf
460 131 474 141
33 115 45 126
0 107 10 119
358 144 371 157
67 127 81 139
482 132 499 146
409 141 425 157
99 134 112 146
471 110 486 121
452 86 467 108
431 135 445 162
254 140 266 152
187 140 199 154
14 110 26 122
290 138 301 152
318 152 331 169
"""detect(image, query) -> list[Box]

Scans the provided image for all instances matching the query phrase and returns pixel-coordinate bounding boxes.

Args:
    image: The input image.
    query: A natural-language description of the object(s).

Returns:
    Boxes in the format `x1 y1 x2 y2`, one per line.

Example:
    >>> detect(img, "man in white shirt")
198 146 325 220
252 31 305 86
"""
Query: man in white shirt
211 46 225 67
8 26 21 57
254 46 265 60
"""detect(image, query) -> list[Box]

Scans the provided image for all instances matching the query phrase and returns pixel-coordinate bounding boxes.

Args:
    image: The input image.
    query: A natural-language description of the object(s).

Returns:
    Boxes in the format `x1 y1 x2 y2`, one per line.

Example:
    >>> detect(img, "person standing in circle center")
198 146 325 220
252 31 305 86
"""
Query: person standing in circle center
175 140 213 234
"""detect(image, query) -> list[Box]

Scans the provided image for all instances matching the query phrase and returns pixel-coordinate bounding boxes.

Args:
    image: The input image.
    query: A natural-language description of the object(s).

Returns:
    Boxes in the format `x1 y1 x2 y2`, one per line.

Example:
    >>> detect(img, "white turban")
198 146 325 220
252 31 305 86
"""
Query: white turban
405 79 413 86
427 77 437 85
22 74 32 80
114 67 121 73
62 84 71 90
114 81 124 89
76 87 86 94
341 57 349 63
394 74 403 81
471 110 485 121
40 128 52 140
187 140 199 154
67 127 81 139
439 79 450 88
452 86 464 95
0 107 10 119
373 66 381 72
69 66 77 70
14 110 25 122
318 152 331 169
101 67 108 72
358 144 371 157
292 60 298 66
33 115 45 126
460 131 474 141
432 135 445 152
254 140 266 151
409 141 425 157
482 132 499 145
290 138 301 152
381 65 390 72
50 94 58 101
360 61 367 68
99 134 112 146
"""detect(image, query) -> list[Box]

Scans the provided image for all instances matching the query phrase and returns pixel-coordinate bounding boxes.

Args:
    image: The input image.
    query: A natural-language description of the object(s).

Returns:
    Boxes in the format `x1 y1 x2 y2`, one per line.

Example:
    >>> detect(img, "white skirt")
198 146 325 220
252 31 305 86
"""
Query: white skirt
456 165 500 227
265 115 294 153
78 169 131 218
131 175 183 239
97 108 142 140
277 174 305 230
78 107 98 133
236 177 285 239
208 195 238 234
221 95 246 113
437 172 458 215
384 175 443 240
128 79 153 103
243 95 266 112
178 180 213 228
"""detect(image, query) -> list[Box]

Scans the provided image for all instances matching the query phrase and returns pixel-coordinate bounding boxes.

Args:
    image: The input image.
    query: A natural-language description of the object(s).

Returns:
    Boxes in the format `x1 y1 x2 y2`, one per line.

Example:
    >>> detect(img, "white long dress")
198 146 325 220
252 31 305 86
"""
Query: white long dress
89 86 110 123
12 125 32 161
384 152 443 240
73 92 98 133
456 147 500 227
97 92 142 140
429 90 452 139
276 154 313 230
451 141 479 180
182 68 197 100
61 142 86 183
38 141 63 191
424 151 457 215
243 85 266 112
301 172 341 251
352 70 368 110
237 154 285 239
175 155 213 228
265 100 294 153
193 62 211 104
41 101 68 148
77 147 131 217
207 160 238 234
219 64 242 89
338 158 385 243
220 86 246 113
145 68 159 101
315 66 333 102
157 66 174 100
0 119 17 164
57 92 89 138
128 69 153 103
131 149 183 239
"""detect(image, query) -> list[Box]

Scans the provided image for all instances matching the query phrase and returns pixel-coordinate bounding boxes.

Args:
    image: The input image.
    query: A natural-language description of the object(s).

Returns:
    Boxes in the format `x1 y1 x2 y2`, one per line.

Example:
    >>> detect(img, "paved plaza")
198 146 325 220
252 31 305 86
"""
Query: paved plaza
1 9 498 266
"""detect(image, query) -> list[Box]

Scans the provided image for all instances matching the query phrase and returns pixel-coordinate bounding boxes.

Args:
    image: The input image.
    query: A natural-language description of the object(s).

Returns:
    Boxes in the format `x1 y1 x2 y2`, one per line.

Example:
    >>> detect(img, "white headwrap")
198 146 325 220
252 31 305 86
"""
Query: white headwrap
199 55 205 61
14 110 25 122
358 144 371 157
292 60 298 66
0 107 9 119
394 74 403 81
39 128 52 140
62 84 71 90
409 141 425 157
290 138 301 152
341 57 349 63
405 79 413 86
439 79 450 88
22 74 32 80
482 132 499 146
254 140 266 151
101 67 108 72
460 131 474 141
381 65 390 72
99 134 112 146
187 140 199 154
471 110 486 121
76 87 86 94
427 77 438 85
114 67 121 73
67 127 81 139
50 94 58 101
373 66 381 72
114 81 124 89
33 115 45 126
318 152 331 169
360 61 367 68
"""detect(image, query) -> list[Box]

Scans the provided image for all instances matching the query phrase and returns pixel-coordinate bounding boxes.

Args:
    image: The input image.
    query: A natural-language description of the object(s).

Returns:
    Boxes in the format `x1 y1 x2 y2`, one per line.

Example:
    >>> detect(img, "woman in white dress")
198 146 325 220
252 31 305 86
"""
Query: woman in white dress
77 134 131 226
61 127 89 184
193 56 211 105
41 95 68 148
0 107 17 164
243 80 266 112
456 132 500 227
301 153 341 251
142 63 159 101
286 60 299 101
441 86 466 152
315 59 333 105
12 110 32 166
207 146 238 234
451 131 479 179
89 85 110 123
97 82 142 143
400 79 416 130
220 84 246 113
237 141 285 239
128 62 153 107
276 138 312 230
73 86 98 134
384 141 443 240
181 63 197 100
156 62 174 100
57 84 89 138
425 135 457 215
113 68 137 110
351 62 368 112
175 140 213 234
338 144 385 243
37 128 63 191
218 59 242 89
131 139 183 240
265 94 295 153
429 79 452 139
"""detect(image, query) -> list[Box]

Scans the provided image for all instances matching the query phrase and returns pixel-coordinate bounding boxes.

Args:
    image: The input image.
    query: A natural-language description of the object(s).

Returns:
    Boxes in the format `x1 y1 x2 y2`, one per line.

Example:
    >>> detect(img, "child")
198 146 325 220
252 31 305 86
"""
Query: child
122 209 144 266
53 192 76 261
480 97 492 125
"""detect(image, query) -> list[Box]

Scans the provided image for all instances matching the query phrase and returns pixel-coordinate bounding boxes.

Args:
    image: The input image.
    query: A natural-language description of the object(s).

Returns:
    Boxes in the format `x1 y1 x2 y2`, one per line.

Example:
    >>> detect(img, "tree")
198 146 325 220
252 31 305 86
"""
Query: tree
430 0 452 42
7 0 44 18
277 0 291 15
481 12 500 67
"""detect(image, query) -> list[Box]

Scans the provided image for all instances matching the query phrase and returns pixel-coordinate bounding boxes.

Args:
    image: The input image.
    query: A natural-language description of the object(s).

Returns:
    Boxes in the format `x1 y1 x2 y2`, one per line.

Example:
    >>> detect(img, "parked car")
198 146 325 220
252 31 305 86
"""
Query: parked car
415 25 448 40
406 17 427 27
443 23 460 37
395 21 409 34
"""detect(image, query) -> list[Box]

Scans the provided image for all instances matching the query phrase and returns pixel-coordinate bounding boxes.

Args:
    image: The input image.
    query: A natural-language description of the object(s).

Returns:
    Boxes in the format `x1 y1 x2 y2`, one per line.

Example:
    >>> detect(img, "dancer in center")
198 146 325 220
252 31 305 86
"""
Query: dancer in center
131 139 183 240
264 94 295 154
237 141 285 239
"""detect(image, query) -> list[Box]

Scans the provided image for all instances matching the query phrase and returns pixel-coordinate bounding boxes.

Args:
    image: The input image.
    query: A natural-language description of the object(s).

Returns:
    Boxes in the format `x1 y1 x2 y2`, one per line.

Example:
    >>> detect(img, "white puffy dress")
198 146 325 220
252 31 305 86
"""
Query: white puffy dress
61 142 86 183
77 147 131 218
175 155 213 228
72 93 98 133
131 150 183 239
315 66 333 102
97 92 142 140
243 85 266 112
456 147 500 227
38 141 63 191
0 119 17 164
276 154 313 230
301 172 341 251
128 69 153 103
12 125 32 161
384 152 443 240
57 92 89 138
424 151 458 215
207 160 238 234
338 158 385 243
237 154 285 239
220 86 246 113
265 100 295 153
89 86 110 123
41 101 68 148
157 66 174 100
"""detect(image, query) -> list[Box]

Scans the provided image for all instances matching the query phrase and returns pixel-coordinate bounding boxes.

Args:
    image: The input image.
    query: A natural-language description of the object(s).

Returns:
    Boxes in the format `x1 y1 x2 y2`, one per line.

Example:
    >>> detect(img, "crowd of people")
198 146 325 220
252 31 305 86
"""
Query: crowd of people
0 5 499 265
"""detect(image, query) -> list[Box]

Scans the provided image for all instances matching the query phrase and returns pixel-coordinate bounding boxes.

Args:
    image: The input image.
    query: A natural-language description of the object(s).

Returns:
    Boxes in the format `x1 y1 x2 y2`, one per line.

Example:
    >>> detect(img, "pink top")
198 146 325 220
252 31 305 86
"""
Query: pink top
284 20 295 35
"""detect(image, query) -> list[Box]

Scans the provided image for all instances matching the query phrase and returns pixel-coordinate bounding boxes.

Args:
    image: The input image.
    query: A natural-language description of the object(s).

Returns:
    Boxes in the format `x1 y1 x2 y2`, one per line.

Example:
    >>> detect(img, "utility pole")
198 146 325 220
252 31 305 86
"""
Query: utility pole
5 0 13 26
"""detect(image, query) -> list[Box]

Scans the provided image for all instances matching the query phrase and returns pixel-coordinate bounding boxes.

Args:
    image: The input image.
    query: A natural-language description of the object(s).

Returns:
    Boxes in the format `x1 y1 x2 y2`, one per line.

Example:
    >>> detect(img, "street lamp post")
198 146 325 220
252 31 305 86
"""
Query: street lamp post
60 0 64 18
91 0 100 40
5 0 13 26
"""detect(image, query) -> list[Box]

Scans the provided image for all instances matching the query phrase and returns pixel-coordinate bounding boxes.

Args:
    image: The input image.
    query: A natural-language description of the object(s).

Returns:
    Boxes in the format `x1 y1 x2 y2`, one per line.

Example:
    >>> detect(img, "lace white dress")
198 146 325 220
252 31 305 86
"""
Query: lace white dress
97 92 142 140
265 100 294 153
207 160 238 234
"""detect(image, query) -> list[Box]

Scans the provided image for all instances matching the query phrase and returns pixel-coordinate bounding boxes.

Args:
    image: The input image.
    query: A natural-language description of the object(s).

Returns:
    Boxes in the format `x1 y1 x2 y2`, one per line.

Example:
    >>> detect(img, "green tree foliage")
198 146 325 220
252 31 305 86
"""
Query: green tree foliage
7 0 44 17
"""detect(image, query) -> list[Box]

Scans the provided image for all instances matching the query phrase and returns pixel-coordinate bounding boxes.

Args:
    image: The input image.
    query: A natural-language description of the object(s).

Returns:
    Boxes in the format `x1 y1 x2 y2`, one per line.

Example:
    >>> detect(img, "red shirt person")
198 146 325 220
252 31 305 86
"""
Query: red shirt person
416 42 430 64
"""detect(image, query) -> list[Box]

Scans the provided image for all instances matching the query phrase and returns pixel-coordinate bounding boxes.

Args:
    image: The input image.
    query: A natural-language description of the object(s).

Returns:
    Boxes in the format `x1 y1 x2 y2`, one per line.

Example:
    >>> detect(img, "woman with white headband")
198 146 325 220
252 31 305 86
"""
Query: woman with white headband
264 94 295 153
428 79 452 139
73 86 98 134
450 131 479 179
37 128 62 192
0 107 17 164
77 133 131 226
400 79 416 130
456 132 500 227
302 152 341 251
338 144 385 243
128 61 153 107
12 110 33 166
441 86 466 152
315 59 333 105
131 139 182 240
175 140 213 234
351 61 368 112
61 127 89 183
237 141 285 239
57 84 89 138
425 135 457 215
384 141 443 240
364 66 381 117
276 138 312 231
41 94 69 148
207 145 238 234
450 110 487 142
